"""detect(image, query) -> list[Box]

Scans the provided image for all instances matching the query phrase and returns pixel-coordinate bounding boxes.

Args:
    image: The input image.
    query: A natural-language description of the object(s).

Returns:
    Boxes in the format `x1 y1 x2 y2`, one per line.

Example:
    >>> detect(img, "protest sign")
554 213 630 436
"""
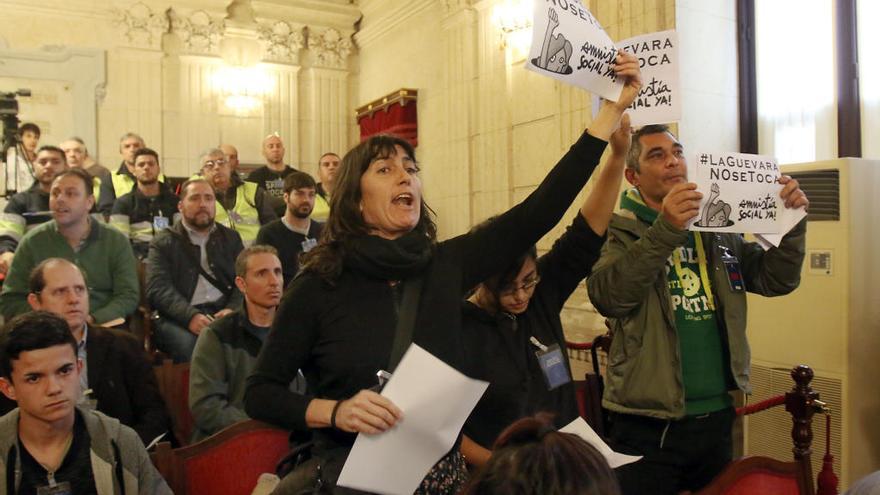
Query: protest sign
526 0 623 102
588 29 680 126
619 30 680 126
688 151 783 234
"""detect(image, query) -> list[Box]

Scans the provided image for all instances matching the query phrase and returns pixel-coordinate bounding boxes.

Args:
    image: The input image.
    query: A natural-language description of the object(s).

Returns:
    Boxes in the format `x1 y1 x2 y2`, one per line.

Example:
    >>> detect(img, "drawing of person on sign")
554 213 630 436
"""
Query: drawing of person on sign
532 8 573 75
695 183 734 227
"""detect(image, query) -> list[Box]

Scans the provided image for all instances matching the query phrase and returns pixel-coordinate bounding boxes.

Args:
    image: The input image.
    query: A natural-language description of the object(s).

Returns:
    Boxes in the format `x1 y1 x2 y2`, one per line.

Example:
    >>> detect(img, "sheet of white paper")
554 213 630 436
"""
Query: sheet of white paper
618 30 680 126
753 234 775 251
525 0 623 101
754 206 808 250
687 151 784 234
337 345 489 495
560 417 642 469
590 29 681 125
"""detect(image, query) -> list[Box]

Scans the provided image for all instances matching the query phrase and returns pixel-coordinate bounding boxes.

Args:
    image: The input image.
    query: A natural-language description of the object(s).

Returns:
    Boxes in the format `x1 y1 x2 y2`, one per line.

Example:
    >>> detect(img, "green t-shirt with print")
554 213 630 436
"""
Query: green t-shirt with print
620 188 732 415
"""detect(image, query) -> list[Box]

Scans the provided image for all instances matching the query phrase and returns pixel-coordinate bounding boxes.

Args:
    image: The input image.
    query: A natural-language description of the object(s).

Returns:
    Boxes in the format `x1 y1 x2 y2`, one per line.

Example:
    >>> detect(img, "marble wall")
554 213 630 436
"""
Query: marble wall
0 0 360 178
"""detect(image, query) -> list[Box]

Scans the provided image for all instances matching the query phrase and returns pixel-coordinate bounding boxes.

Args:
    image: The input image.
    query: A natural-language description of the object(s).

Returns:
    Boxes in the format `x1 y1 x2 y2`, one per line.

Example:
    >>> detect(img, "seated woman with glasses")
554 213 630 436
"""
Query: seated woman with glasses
460 114 634 469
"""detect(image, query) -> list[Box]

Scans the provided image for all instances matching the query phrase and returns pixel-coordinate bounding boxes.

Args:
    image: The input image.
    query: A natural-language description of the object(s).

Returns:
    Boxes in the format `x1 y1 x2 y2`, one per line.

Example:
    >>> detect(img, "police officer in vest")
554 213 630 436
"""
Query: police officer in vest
199 148 276 247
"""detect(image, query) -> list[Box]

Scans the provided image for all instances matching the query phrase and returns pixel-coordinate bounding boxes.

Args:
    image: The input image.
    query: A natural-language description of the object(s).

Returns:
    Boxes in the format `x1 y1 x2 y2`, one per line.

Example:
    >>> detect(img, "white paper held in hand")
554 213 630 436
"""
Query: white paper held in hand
525 1 623 102
336 344 489 495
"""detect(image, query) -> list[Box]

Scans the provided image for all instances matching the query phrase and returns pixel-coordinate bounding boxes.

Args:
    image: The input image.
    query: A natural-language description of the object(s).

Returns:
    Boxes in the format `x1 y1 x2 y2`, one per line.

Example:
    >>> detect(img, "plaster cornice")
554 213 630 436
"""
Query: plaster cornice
354 0 437 49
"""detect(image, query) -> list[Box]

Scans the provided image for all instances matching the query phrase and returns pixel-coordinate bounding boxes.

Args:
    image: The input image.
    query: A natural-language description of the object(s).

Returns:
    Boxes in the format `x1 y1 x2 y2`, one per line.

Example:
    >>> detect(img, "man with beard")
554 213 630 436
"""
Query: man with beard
110 148 179 259
97 133 165 217
200 148 276 247
311 152 339 222
0 146 69 274
147 178 244 363
189 246 305 441
256 171 323 288
0 169 139 325
246 133 297 217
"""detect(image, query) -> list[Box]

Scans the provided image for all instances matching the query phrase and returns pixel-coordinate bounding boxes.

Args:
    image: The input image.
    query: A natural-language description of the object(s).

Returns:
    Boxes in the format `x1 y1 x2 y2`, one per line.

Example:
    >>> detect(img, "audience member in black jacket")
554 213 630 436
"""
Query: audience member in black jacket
244 53 641 493
147 178 244 362
0 258 171 445
110 148 180 259
0 146 68 273
459 115 632 468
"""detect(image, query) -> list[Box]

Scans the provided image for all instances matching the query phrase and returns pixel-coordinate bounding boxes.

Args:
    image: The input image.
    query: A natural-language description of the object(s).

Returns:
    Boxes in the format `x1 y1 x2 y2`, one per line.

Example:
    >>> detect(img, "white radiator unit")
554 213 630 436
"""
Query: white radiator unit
744 158 880 489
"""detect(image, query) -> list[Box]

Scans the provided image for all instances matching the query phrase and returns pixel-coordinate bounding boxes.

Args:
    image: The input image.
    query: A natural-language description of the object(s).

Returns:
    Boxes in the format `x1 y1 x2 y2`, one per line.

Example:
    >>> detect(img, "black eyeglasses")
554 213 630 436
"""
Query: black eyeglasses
499 276 541 297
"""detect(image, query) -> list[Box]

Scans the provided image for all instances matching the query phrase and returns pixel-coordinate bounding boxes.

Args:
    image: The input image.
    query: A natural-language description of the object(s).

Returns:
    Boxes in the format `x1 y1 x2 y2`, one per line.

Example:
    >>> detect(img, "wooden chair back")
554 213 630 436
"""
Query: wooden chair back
154 359 194 446
697 365 820 495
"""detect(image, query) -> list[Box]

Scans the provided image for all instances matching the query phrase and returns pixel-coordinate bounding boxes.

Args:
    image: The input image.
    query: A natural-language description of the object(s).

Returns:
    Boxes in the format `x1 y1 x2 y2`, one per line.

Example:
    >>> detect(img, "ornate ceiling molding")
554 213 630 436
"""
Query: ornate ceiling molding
169 8 226 55
257 20 306 64
112 2 169 49
309 28 352 69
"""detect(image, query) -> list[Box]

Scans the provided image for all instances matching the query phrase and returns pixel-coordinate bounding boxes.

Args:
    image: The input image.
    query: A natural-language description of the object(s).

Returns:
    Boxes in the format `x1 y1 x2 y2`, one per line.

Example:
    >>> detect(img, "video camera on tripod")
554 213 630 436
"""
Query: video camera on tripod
1 89 32 159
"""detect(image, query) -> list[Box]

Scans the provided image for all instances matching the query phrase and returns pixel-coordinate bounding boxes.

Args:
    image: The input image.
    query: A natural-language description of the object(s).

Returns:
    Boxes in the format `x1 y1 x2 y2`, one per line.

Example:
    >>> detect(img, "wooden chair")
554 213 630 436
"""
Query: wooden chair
154 359 195 446
696 365 822 495
152 419 291 495
569 332 612 437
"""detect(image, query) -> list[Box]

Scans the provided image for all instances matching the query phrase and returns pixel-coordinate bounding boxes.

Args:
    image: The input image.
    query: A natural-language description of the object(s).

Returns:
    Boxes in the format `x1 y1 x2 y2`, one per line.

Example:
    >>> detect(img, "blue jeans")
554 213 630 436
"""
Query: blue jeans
154 317 198 363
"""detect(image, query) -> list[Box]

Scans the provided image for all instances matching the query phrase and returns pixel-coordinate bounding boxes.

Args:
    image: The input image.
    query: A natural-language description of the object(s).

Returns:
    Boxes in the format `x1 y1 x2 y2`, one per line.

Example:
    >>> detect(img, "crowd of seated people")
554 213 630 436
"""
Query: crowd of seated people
0 50 818 495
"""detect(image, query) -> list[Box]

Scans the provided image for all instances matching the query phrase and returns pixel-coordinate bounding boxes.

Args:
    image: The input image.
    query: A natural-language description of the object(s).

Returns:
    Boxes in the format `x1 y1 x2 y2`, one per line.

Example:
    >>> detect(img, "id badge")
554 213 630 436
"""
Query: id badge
37 481 72 495
720 249 746 292
535 344 571 390
153 215 170 231
301 238 318 253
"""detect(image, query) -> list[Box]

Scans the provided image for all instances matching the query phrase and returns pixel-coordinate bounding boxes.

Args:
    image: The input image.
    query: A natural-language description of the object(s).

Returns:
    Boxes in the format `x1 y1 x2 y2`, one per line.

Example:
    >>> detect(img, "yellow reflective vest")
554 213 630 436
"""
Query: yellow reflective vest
215 181 261 246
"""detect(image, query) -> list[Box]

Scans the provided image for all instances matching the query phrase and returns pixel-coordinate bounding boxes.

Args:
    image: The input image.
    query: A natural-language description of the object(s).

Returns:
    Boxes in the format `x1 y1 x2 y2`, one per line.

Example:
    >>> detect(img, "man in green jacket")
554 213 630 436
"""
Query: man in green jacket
0 168 139 325
189 245 305 441
587 124 808 495
0 311 171 494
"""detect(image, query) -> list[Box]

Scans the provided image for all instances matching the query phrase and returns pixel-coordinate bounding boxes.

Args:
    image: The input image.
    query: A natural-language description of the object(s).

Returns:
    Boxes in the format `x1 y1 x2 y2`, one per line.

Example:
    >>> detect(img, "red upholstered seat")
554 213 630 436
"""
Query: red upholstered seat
696 456 807 495
152 420 291 495
181 426 289 494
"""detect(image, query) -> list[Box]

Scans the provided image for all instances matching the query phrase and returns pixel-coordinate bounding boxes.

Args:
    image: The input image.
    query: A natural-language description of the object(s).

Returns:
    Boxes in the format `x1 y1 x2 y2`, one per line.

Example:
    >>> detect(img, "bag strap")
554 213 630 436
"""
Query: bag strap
173 230 233 298
387 276 423 372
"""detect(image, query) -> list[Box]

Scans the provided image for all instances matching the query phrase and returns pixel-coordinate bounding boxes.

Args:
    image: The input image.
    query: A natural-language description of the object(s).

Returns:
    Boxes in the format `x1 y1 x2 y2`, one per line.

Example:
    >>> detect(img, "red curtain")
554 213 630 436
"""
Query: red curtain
357 101 418 147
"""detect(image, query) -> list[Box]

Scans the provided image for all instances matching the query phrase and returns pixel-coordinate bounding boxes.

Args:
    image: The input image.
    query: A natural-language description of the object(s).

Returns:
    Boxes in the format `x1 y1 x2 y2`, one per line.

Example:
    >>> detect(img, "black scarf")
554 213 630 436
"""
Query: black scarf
345 230 433 280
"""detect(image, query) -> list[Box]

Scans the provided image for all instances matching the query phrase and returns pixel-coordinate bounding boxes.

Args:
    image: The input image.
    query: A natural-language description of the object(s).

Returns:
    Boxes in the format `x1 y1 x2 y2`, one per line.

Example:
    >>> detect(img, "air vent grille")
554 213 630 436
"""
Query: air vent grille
787 169 840 221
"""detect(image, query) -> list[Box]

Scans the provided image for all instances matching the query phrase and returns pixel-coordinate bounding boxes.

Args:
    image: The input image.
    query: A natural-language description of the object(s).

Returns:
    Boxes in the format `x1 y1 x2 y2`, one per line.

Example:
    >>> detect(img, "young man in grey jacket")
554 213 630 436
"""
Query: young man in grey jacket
587 124 809 495
0 311 171 494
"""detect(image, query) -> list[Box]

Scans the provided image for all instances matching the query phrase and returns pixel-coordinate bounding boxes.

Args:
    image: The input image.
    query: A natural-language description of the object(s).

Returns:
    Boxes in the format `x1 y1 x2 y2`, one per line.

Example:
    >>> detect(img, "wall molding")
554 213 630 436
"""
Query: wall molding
0 45 105 155
354 0 437 49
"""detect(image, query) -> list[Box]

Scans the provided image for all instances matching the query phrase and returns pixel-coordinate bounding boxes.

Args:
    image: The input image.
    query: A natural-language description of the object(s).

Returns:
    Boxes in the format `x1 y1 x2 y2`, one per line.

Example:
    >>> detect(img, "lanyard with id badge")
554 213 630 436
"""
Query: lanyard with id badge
530 336 571 390
153 211 170 232
37 478 72 495
301 237 318 252
719 245 746 293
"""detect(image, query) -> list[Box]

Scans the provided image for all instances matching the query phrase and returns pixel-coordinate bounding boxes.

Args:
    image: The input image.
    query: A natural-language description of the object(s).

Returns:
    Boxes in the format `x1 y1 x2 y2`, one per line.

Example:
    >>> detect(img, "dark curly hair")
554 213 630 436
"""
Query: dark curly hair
463 413 621 495
301 135 437 282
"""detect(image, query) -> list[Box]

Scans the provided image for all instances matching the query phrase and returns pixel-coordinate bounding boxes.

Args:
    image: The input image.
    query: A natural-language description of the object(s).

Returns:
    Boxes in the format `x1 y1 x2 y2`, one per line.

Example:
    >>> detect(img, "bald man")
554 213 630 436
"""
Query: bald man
246 134 297 217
